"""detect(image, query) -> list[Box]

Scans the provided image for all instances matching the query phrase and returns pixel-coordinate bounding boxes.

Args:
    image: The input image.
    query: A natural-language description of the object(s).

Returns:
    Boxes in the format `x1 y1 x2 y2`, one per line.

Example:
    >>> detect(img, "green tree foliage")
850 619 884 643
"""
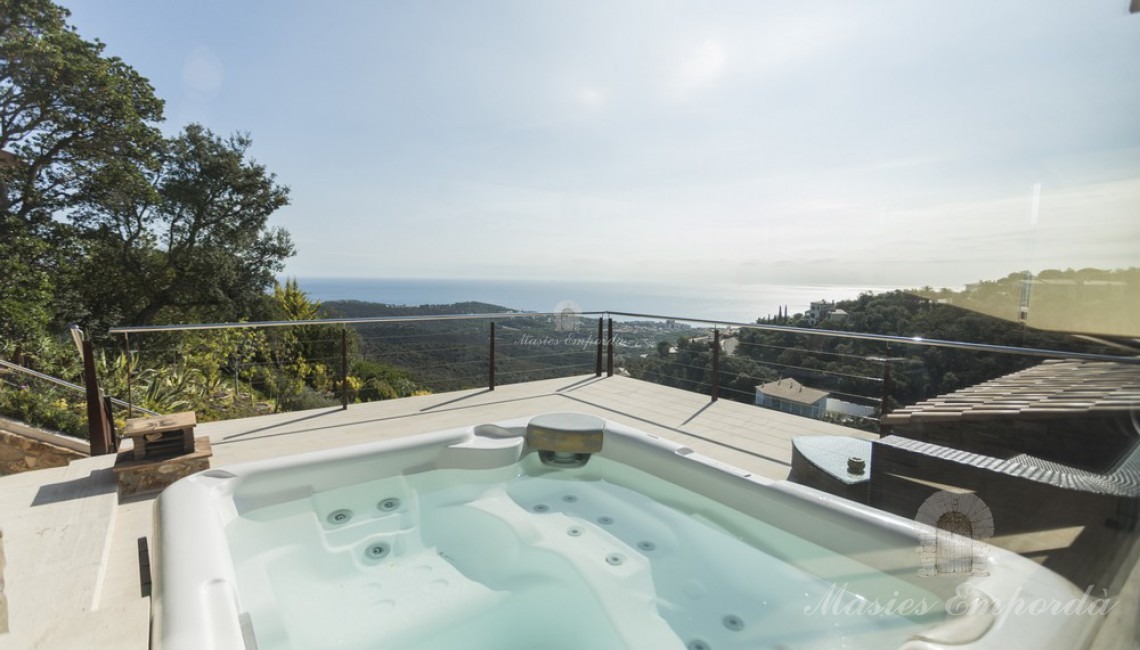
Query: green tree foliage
1 0 164 343
351 360 421 401
627 285 1120 421
0 1 377 434
322 300 600 392
0 0 163 218
625 335 778 404
0 330 84 435
205 281 423 412
255 279 339 410
71 124 293 329
3 1 293 340
270 278 339 366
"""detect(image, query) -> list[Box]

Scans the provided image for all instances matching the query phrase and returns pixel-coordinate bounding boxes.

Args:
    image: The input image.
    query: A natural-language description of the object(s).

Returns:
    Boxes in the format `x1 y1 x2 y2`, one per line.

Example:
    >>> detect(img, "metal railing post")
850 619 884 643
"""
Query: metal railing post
341 326 349 410
606 318 614 377
595 318 603 377
880 355 889 417
711 329 720 402
124 333 134 418
489 321 496 390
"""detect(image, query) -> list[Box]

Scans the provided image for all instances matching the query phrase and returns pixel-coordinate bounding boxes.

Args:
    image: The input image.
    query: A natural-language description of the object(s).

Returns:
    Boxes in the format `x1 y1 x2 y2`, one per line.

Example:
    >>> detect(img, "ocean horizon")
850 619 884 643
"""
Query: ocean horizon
293 277 904 324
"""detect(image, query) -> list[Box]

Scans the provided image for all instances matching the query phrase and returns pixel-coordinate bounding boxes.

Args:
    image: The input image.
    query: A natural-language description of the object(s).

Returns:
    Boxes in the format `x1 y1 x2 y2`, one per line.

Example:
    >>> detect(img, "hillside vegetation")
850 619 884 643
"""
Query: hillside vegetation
625 281 1122 425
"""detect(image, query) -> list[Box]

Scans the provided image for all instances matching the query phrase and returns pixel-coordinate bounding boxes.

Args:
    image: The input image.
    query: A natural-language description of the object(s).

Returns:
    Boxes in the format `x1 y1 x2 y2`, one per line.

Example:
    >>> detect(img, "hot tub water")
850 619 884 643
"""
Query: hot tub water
225 456 940 650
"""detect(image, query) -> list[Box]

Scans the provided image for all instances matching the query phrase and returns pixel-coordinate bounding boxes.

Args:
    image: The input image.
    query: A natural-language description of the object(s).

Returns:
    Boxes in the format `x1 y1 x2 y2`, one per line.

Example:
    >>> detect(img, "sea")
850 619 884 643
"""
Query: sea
295 277 902 324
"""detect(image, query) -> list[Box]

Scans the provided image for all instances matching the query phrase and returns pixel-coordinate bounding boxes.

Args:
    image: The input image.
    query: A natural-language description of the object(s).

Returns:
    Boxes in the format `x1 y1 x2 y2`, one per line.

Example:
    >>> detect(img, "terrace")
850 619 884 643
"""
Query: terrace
4 0 1138 646
0 312 1137 648
1 373 873 648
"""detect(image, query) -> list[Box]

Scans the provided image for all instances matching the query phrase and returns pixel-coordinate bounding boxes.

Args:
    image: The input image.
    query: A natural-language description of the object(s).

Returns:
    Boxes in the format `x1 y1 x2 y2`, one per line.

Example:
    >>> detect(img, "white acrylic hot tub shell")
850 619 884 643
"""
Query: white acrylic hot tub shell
151 415 1099 650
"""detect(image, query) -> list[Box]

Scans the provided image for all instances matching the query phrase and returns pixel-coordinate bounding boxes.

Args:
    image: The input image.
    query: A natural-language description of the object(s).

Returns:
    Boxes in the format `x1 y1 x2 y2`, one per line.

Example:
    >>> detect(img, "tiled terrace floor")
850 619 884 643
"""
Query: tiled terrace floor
0 375 872 649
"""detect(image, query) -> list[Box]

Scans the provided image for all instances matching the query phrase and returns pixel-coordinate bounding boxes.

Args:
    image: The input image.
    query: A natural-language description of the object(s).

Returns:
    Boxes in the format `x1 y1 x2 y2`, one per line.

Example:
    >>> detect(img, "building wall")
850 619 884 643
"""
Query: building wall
756 394 825 419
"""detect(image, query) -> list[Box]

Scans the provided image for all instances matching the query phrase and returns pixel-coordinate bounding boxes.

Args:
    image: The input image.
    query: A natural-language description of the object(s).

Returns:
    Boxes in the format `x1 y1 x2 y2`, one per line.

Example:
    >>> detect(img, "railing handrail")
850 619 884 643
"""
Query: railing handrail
596 311 1140 366
0 359 161 416
109 310 1140 366
108 311 556 334
0 358 85 392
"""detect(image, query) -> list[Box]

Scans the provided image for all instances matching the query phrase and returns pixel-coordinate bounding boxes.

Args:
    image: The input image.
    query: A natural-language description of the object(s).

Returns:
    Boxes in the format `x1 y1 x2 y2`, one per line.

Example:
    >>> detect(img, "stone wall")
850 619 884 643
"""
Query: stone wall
113 437 213 497
0 426 87 475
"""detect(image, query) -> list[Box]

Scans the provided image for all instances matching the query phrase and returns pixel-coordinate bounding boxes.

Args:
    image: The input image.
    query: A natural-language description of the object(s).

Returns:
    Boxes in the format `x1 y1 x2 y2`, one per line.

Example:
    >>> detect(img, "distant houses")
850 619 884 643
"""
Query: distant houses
804 300 847 326
755 378 829 419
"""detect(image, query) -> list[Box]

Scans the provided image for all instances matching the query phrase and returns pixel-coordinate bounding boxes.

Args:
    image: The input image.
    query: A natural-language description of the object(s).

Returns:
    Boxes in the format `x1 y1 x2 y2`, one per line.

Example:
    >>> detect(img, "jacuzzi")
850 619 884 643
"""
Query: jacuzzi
152 414 1096 649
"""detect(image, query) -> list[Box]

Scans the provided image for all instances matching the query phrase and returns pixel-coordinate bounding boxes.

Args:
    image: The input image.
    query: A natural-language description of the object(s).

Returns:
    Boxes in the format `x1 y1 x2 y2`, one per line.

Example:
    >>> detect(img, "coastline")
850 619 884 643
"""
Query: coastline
294 277 901 324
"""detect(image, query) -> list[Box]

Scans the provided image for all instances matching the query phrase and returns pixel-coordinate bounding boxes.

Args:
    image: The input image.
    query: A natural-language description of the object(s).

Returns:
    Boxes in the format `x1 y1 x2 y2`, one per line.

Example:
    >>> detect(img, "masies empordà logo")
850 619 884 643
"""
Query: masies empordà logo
516 299 635 348
801 490 1115 629
553 299 581 332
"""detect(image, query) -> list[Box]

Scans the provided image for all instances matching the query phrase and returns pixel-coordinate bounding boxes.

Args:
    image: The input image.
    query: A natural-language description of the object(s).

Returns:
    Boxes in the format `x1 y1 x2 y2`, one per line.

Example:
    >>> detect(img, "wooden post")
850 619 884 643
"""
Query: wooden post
82 340 112 455
488 322 496 390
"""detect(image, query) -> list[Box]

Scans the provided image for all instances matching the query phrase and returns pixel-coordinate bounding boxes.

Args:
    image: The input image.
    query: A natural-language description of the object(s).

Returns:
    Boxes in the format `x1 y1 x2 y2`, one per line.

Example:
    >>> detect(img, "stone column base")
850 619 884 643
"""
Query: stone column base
112 437 212 498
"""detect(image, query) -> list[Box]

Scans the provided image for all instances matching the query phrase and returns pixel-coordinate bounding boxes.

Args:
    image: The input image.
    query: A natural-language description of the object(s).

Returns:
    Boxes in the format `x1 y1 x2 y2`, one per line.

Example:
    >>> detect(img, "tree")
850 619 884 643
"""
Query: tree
267 278 343 382
1 0 164 342
72 124 293 328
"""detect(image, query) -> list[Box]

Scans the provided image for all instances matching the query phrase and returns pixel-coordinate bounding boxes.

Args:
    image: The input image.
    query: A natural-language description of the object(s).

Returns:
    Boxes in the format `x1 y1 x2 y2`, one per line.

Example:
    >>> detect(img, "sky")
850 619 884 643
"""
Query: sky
67 0 1140 290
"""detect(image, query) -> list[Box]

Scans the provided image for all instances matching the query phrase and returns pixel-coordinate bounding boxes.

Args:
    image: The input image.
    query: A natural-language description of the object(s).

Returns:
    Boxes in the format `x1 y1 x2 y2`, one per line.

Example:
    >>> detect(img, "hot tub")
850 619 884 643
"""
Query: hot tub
152 414 1096 649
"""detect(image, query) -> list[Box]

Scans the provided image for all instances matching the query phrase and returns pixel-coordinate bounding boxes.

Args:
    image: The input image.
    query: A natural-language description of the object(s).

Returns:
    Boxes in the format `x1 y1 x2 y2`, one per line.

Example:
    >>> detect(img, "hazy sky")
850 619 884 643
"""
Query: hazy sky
69 0 1139 289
